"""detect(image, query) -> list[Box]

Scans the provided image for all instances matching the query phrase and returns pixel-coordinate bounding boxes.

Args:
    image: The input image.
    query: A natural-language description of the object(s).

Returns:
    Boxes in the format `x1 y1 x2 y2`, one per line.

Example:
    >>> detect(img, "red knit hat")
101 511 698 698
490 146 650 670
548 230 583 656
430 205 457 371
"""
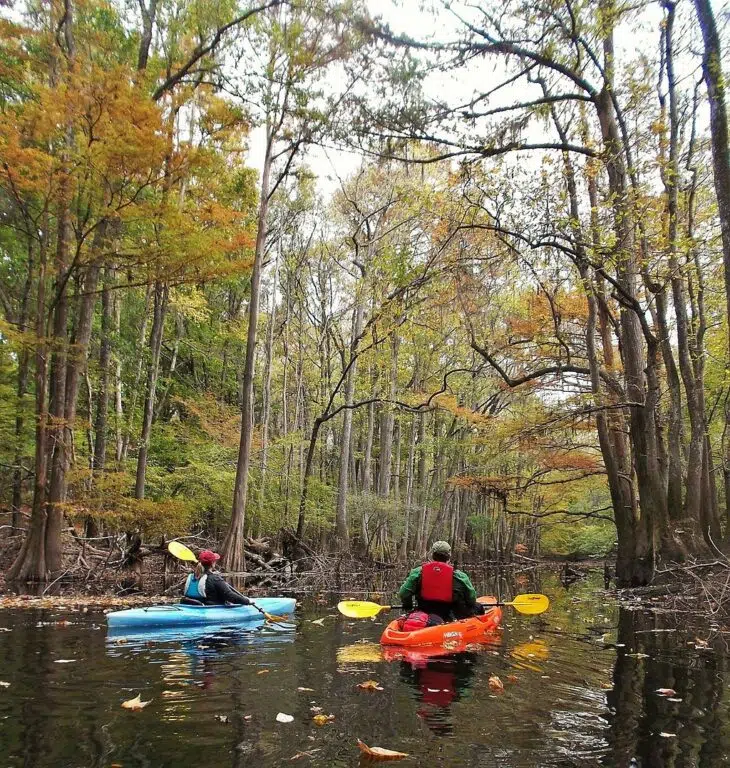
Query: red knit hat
198 550 220 565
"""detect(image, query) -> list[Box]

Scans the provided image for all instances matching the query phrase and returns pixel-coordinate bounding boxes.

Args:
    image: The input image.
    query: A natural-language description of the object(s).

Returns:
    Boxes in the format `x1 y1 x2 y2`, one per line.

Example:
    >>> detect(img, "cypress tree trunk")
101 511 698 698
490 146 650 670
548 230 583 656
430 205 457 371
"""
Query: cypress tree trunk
223 122 273 570
93 268 113 475
692 0 730 531
11 242 34 529
113 285 124 464
335 294 366 548
7 233 50 581
377 334 399 498
260 249 279 494
134 281 168 499
121 284 152 462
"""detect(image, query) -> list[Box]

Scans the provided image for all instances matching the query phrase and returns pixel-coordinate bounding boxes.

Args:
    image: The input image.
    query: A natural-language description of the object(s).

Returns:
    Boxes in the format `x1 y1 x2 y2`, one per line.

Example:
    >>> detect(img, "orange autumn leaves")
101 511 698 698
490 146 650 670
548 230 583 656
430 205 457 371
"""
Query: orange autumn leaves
0 43 256 285
357 740 409 761
0 68 164 201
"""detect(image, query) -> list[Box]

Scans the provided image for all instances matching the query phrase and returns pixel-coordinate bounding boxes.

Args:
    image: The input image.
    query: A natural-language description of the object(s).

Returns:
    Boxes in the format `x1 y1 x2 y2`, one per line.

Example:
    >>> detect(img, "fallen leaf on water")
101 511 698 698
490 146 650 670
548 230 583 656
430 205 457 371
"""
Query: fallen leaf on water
600 682 613 690
357 680 384 691
357 739 408 761
660 732 676 738
0 681 9 687
312 713 335 725
488 675 504 693
276 712 294 723
506 675 519 683
121 695 152 711
244 715 253 721
297 687 315 692
215 715 229 723
290 749 321 761
310 618 326 626
310 706 323 713
667 697 683 702
656 688 676 697
54 659 76 664
257 669 270 675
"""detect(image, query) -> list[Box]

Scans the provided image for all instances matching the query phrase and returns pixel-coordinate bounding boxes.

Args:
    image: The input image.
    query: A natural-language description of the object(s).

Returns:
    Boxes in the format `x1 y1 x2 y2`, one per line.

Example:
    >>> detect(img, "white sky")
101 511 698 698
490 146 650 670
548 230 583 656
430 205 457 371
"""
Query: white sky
244 0 730 199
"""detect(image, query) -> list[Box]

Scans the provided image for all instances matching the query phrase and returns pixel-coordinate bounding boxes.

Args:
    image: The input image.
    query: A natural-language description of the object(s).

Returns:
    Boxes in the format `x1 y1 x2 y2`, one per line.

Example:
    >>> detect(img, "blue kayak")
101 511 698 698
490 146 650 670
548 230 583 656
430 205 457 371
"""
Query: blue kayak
106 598 296 630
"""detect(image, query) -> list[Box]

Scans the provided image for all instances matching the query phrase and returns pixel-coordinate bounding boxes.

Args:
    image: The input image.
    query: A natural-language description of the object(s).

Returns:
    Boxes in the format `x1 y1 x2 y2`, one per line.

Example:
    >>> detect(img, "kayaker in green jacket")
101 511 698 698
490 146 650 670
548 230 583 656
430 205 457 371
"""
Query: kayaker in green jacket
398 541 483 622
182 550 252 606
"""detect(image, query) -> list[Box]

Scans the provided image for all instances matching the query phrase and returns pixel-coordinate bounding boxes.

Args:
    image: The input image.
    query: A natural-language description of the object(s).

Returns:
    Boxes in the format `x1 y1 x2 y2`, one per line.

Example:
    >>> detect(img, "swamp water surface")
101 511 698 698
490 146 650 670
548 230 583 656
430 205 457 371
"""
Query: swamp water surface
0 572 729 767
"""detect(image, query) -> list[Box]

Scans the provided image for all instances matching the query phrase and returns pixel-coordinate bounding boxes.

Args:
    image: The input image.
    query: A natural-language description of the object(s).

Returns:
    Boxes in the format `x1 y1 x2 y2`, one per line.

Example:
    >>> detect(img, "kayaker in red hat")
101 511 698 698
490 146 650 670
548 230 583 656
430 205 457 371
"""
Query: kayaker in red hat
398 541 483 624
182 550 252 606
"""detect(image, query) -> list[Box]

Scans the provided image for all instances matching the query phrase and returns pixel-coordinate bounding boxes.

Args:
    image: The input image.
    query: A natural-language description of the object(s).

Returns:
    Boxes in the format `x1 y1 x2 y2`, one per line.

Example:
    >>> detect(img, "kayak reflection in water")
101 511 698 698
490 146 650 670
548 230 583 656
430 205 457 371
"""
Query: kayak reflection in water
182 550 252 606
399 654 477 735
398 541 485 626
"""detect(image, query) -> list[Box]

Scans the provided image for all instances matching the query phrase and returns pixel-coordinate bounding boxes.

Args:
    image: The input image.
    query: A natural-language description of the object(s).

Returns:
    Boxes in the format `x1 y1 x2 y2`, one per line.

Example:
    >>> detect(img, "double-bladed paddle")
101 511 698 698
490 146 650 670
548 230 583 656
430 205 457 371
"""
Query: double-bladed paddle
337 592 549 619
167 541 288 623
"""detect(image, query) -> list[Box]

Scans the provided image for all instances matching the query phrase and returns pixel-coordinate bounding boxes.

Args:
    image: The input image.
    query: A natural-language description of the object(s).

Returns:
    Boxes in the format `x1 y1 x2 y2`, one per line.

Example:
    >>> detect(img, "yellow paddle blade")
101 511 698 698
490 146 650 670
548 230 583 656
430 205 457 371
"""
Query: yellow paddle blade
168 541 198 563
506 593 550 615
260 611 289 623
337 600 391 619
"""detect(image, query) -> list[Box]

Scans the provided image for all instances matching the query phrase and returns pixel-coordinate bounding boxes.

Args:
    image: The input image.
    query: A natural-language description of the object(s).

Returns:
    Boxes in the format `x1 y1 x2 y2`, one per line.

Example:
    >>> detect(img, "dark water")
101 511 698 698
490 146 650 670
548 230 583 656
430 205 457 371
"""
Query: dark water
0 572 728 767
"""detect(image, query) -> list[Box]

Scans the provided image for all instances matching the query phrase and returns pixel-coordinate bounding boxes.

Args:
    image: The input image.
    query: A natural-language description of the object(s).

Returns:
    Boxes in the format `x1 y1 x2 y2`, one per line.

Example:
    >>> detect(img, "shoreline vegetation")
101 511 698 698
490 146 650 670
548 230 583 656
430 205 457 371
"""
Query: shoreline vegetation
2 0 730 595
3 518 730 627
3 558 730 635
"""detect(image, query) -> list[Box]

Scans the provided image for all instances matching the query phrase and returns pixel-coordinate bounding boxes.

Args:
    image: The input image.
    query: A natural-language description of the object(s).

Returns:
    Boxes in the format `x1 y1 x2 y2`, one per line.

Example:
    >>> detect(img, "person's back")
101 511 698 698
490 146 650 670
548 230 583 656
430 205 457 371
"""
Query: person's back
398 541 481 621
182 550 251 606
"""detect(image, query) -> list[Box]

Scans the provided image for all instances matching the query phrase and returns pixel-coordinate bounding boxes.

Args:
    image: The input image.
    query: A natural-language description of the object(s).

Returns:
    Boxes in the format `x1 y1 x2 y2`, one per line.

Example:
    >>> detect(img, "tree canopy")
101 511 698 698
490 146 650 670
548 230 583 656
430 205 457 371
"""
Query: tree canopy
1 0 729 587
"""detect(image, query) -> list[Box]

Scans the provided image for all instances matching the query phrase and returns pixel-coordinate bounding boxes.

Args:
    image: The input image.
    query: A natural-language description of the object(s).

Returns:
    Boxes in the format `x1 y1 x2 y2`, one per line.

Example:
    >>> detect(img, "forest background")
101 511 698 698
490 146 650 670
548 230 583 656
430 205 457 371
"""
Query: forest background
1 0 729 588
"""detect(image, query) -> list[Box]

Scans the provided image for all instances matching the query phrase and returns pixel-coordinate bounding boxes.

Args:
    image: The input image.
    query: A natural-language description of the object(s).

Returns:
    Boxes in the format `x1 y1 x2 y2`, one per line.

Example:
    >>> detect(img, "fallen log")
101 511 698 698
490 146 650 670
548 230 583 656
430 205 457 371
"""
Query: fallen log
245 537 273 557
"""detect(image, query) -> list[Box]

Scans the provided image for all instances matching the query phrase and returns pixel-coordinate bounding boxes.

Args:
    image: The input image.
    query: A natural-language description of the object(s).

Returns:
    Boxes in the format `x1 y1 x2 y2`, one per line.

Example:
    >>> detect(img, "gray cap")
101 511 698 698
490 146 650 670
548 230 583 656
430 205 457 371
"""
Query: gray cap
431 540 451 556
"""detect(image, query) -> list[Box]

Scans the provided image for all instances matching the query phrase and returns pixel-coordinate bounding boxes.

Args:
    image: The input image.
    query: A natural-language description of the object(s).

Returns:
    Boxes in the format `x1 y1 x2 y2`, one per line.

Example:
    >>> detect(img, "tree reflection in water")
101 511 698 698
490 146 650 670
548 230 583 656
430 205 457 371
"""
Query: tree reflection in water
606 608 729 767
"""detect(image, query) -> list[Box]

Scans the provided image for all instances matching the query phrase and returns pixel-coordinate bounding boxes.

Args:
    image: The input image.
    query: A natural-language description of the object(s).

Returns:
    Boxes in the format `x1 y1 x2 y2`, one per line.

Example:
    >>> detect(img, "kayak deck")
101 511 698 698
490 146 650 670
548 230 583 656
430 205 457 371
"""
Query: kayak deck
106 597 296 629
380 607 502 648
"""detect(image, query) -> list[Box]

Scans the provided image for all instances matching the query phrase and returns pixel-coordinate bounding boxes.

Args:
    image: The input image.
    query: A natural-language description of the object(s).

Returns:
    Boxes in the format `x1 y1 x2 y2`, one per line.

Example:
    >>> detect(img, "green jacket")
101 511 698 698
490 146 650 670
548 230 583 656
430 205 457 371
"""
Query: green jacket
398 564 478 611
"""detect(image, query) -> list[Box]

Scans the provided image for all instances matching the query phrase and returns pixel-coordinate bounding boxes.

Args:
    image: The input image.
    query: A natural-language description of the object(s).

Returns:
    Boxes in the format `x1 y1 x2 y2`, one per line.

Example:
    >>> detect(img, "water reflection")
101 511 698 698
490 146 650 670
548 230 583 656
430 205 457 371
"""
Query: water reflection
605 608 730 768
397 652 478 735
5 573 730 767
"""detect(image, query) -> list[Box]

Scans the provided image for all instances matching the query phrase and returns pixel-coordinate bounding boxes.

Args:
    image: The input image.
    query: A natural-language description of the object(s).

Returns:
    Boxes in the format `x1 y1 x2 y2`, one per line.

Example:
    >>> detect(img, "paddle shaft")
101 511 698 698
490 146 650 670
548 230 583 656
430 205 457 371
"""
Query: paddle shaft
340 591 548 619
228 583 265 614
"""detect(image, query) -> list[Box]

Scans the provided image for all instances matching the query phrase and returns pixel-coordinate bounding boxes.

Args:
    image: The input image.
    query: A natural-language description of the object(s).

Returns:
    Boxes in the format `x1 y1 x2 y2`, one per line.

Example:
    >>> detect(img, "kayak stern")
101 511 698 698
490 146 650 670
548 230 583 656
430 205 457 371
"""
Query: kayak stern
380 607 502 647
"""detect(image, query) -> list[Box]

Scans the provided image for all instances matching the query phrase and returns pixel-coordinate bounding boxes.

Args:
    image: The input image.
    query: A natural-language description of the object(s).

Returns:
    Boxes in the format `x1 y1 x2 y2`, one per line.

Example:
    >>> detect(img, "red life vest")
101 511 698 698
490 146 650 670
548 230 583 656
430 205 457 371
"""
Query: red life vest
420 561 454 602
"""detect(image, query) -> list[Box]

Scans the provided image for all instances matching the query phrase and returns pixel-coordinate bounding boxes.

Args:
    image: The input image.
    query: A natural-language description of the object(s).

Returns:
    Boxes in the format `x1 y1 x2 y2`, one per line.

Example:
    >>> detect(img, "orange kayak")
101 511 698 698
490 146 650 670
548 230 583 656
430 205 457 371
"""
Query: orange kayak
380 606 502 648
381 630 501 664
